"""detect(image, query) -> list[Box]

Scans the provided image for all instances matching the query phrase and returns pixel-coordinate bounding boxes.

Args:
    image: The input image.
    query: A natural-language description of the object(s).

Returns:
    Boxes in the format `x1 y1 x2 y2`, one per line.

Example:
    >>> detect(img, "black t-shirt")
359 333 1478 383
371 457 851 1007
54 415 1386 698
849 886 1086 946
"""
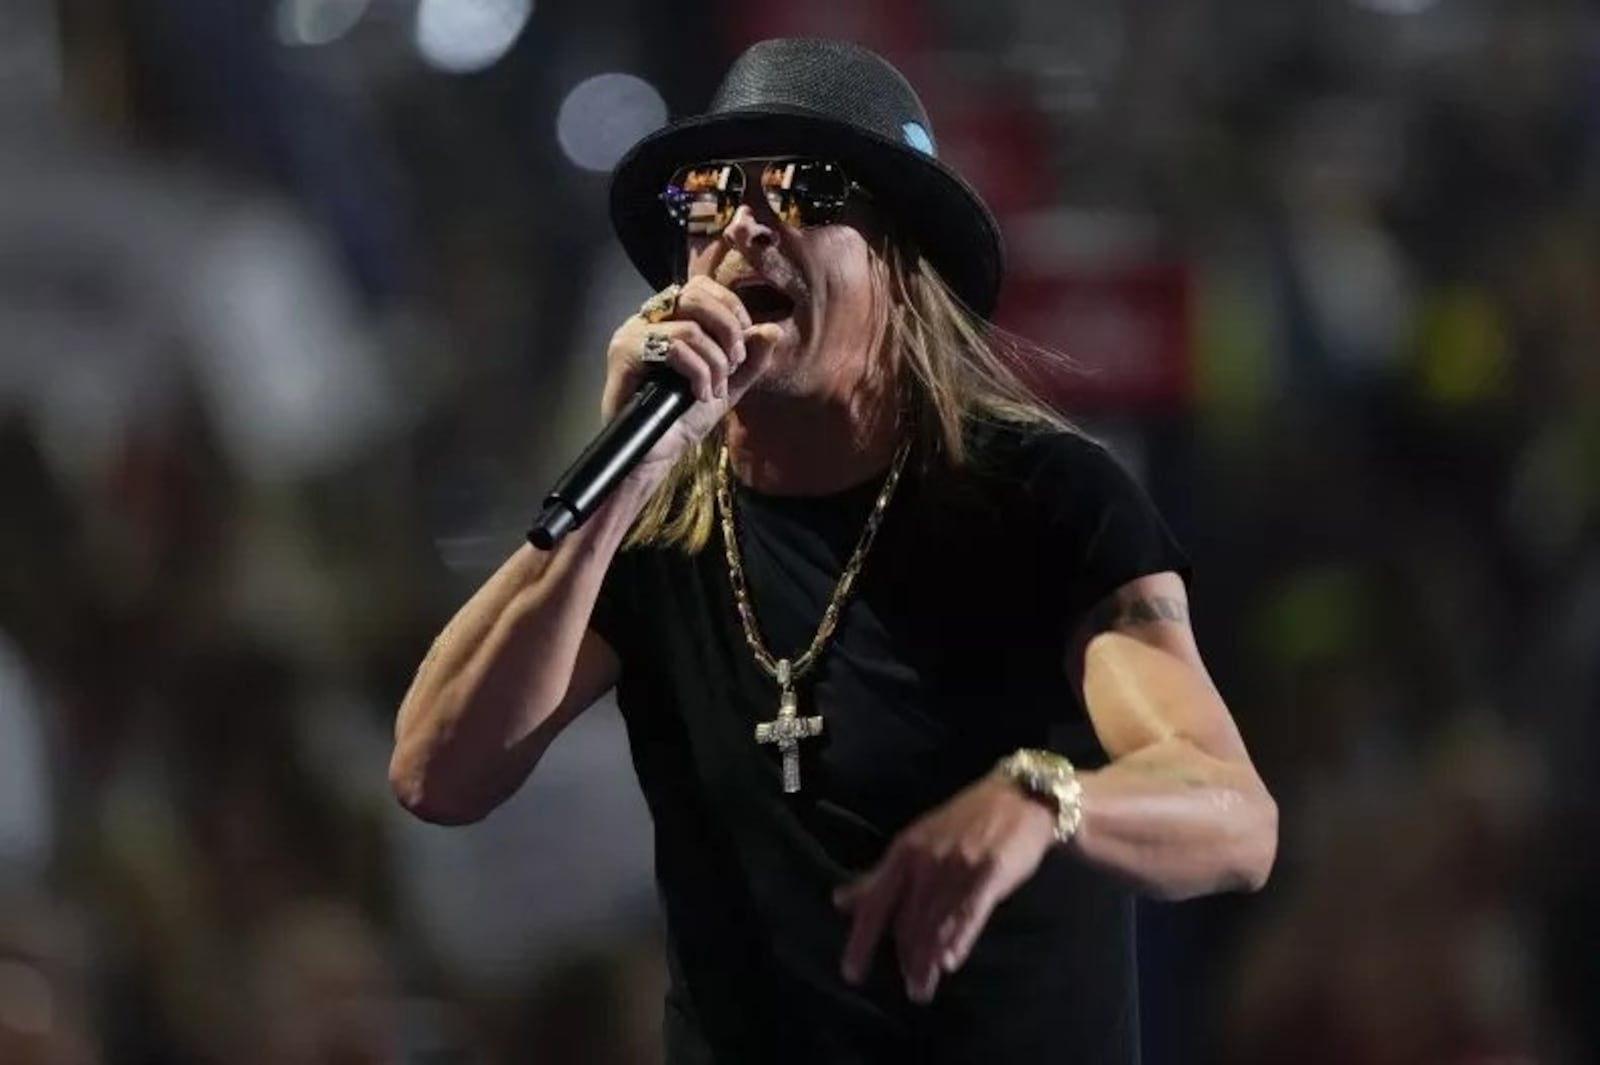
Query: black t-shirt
590 426 1190 1065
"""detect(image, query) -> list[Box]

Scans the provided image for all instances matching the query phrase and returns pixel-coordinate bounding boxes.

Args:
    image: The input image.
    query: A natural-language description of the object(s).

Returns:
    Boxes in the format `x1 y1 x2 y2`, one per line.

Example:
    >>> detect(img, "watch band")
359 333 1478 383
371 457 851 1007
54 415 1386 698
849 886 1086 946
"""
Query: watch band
996 748 1084 844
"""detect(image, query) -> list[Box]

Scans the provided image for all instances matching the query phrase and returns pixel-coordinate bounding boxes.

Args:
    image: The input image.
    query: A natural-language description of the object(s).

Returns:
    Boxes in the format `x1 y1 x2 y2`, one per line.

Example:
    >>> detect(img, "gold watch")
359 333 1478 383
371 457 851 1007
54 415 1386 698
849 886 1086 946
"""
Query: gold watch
996 748 1084 845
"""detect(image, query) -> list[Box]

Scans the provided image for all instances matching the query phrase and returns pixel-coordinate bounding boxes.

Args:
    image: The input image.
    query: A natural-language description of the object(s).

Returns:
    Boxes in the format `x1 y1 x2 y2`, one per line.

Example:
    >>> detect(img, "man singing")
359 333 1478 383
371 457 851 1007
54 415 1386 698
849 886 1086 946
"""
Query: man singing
390 38 1278 1065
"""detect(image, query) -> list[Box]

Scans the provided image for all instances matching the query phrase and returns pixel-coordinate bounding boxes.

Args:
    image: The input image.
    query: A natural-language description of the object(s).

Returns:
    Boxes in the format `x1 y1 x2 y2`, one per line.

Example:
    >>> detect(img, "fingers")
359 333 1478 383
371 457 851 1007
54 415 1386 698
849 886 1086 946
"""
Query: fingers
668 320 731 401
635 277 753 403
639 319 725 403
894 865 945 1004
688 274 754 334
675 276 752 370
837 846 985 1005
835 851 906 986
837 841 1009 1004
934 899 971 973
897 861 979 1001
939 877 1004 975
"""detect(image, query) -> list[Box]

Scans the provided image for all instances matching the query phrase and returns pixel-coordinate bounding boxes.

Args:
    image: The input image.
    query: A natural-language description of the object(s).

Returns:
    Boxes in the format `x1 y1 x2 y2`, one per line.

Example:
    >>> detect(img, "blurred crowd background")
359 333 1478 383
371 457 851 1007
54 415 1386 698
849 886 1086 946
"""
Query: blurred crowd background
1 0 1596 1062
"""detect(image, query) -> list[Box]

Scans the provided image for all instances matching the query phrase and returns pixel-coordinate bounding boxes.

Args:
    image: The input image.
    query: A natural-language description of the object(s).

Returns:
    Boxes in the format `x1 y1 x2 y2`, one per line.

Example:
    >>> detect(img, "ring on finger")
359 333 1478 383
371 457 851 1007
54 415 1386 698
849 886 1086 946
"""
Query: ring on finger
639 283 682 324
640 330 672 363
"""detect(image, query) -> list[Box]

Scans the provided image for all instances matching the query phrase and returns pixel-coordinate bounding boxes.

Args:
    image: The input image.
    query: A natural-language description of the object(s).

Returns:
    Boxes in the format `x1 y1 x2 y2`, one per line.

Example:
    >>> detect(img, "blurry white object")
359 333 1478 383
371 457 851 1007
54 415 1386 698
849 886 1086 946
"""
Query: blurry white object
0 117 400 486
1291 213 1414 376
556 73 668 173
0 128 191 484
180 202 400 483
275 0 374 47
413 0 533 74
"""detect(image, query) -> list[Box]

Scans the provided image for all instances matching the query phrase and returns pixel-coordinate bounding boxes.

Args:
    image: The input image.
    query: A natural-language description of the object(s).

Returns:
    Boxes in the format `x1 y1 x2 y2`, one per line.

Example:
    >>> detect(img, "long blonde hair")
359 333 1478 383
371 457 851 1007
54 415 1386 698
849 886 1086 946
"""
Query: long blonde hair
624 242 1078 553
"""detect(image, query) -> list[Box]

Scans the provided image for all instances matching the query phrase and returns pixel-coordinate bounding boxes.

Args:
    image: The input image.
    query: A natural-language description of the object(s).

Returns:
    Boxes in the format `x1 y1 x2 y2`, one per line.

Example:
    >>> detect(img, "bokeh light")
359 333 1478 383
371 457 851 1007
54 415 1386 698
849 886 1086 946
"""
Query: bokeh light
555 72 668 173
413 0 533 74
273 0 372 47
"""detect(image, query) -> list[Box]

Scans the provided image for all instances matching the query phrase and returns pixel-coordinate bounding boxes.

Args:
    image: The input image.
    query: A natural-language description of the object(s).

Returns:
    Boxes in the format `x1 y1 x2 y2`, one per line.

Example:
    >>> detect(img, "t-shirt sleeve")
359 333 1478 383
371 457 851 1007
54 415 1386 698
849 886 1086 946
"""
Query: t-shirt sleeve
1019 431 1192 625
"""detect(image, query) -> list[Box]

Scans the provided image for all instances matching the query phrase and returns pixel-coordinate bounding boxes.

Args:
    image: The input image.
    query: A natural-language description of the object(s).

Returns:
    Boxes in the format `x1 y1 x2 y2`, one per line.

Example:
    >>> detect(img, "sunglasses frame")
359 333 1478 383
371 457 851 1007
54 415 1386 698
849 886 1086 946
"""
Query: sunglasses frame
661 156 872 236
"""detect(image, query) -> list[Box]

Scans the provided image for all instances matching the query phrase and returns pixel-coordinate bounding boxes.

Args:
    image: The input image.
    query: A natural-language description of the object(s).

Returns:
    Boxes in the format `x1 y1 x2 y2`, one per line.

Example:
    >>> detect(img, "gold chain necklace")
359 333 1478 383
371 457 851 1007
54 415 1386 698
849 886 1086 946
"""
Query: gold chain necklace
715 439 912 793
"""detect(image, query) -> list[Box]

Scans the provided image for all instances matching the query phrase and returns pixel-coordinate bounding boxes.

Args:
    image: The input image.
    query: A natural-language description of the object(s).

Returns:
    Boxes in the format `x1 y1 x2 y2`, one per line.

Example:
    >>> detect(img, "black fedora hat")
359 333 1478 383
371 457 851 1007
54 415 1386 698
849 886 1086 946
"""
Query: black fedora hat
609 39 1004 319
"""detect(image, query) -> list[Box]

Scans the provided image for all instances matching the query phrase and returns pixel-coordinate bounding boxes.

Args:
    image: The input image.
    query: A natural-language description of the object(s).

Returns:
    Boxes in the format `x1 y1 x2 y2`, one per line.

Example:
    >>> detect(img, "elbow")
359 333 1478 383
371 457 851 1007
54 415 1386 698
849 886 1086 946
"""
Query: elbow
1234 788 1279 893
388 741 493 827
1128 785 1279 902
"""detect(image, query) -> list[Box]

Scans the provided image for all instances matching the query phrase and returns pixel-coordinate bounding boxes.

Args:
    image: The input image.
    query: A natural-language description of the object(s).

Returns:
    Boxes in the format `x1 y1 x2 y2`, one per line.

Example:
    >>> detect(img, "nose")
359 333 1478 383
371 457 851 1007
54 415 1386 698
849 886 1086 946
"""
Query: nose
722 202 776 251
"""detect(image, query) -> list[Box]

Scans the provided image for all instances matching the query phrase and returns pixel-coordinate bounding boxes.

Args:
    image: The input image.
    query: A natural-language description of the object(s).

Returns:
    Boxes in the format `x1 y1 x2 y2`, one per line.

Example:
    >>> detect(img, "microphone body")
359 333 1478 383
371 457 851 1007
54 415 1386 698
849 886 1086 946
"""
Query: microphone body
527 367 694 550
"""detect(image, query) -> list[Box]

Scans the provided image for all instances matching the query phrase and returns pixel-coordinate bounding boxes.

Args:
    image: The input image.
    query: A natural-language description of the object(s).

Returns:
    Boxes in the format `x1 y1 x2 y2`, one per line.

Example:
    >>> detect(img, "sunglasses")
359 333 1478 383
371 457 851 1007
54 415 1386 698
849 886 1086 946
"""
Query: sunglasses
661 157 869 237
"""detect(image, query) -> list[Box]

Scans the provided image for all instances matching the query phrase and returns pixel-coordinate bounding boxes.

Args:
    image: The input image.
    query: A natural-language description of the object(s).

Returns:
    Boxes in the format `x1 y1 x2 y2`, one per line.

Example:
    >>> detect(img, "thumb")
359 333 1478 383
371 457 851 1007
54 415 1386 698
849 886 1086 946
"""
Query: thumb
733 323 782 384
743 322 783 351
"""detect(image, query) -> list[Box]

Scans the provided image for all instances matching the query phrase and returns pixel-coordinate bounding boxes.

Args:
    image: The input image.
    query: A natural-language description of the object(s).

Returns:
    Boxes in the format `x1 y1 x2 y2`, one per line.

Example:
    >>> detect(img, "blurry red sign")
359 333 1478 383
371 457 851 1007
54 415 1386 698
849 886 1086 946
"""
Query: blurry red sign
930 92 1055 219
996 259 1194 415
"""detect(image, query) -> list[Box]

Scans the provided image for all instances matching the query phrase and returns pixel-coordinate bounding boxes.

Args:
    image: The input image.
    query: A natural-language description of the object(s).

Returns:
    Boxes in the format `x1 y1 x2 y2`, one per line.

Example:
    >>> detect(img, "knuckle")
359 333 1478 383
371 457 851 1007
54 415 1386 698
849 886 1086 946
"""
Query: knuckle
613 324 642 353
689 282 729 311
685 330 721 365
703 314 737 345
681 299 733 337
702 330 732 363
690 329 722 358
956 846 988 872
671 318 707 343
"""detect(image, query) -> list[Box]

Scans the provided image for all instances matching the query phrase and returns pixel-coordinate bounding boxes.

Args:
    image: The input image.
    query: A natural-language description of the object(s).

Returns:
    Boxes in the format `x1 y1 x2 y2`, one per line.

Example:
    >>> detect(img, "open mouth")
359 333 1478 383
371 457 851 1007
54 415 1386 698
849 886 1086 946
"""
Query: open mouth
733 283 797 324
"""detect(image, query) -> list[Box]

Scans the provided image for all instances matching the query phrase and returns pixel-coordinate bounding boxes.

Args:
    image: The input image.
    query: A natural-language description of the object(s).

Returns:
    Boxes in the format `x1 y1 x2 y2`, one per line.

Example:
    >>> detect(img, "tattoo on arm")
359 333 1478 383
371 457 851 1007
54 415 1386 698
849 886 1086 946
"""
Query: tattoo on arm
1091 595 1189 632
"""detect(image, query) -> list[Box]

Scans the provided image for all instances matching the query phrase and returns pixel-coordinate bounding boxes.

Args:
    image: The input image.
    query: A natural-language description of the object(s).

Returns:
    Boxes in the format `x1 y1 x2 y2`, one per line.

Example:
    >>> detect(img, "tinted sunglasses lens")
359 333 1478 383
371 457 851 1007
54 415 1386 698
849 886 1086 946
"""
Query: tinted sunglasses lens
762 160 849 226
664 163 744 235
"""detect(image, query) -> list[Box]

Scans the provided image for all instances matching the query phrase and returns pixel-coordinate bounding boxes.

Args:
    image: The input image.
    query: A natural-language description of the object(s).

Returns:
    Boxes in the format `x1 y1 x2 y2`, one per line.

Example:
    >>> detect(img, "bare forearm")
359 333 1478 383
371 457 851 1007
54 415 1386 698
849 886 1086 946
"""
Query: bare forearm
393 541 588 747
1070 739 1278 900
391 472 655 818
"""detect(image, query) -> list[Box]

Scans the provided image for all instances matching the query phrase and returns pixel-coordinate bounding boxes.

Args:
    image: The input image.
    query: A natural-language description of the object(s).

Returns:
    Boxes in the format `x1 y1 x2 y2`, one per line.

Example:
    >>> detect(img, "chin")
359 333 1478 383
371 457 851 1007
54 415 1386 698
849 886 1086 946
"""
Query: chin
749 363 813 397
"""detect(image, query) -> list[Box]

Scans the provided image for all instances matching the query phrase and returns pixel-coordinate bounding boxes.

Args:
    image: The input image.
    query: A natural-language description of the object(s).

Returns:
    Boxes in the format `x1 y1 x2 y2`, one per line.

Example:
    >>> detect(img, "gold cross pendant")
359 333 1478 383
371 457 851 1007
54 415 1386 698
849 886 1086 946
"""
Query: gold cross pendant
754 660 824 793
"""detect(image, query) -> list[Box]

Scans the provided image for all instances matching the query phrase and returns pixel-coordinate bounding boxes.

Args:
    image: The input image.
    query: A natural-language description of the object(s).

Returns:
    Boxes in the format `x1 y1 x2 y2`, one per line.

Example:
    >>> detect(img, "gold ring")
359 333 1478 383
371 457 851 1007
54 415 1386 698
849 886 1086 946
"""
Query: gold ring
640 330 672 363
639 284 682 324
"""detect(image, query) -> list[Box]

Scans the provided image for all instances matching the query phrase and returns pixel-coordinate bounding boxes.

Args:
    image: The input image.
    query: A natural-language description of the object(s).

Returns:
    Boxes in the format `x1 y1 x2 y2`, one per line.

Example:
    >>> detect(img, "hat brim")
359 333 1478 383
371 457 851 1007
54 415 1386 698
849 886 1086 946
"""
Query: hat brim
609 106 1003 318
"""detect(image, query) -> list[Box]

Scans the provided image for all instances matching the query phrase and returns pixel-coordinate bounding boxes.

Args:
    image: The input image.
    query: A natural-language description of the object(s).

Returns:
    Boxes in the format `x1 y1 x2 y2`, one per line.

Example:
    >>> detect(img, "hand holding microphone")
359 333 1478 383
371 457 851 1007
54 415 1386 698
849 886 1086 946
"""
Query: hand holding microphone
604 275 777 469
528 277 778 548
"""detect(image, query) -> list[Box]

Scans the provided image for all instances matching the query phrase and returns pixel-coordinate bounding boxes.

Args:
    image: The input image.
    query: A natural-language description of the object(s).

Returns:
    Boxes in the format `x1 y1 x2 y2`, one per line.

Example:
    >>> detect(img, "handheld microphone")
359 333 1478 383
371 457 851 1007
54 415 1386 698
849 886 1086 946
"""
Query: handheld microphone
526 366 693 550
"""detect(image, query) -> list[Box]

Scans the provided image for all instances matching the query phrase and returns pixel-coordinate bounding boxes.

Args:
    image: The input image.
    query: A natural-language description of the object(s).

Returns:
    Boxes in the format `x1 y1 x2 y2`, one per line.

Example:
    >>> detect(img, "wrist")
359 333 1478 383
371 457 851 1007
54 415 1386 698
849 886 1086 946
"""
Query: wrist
553 469 659 566
598 453 674 522
995 748 1083 846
